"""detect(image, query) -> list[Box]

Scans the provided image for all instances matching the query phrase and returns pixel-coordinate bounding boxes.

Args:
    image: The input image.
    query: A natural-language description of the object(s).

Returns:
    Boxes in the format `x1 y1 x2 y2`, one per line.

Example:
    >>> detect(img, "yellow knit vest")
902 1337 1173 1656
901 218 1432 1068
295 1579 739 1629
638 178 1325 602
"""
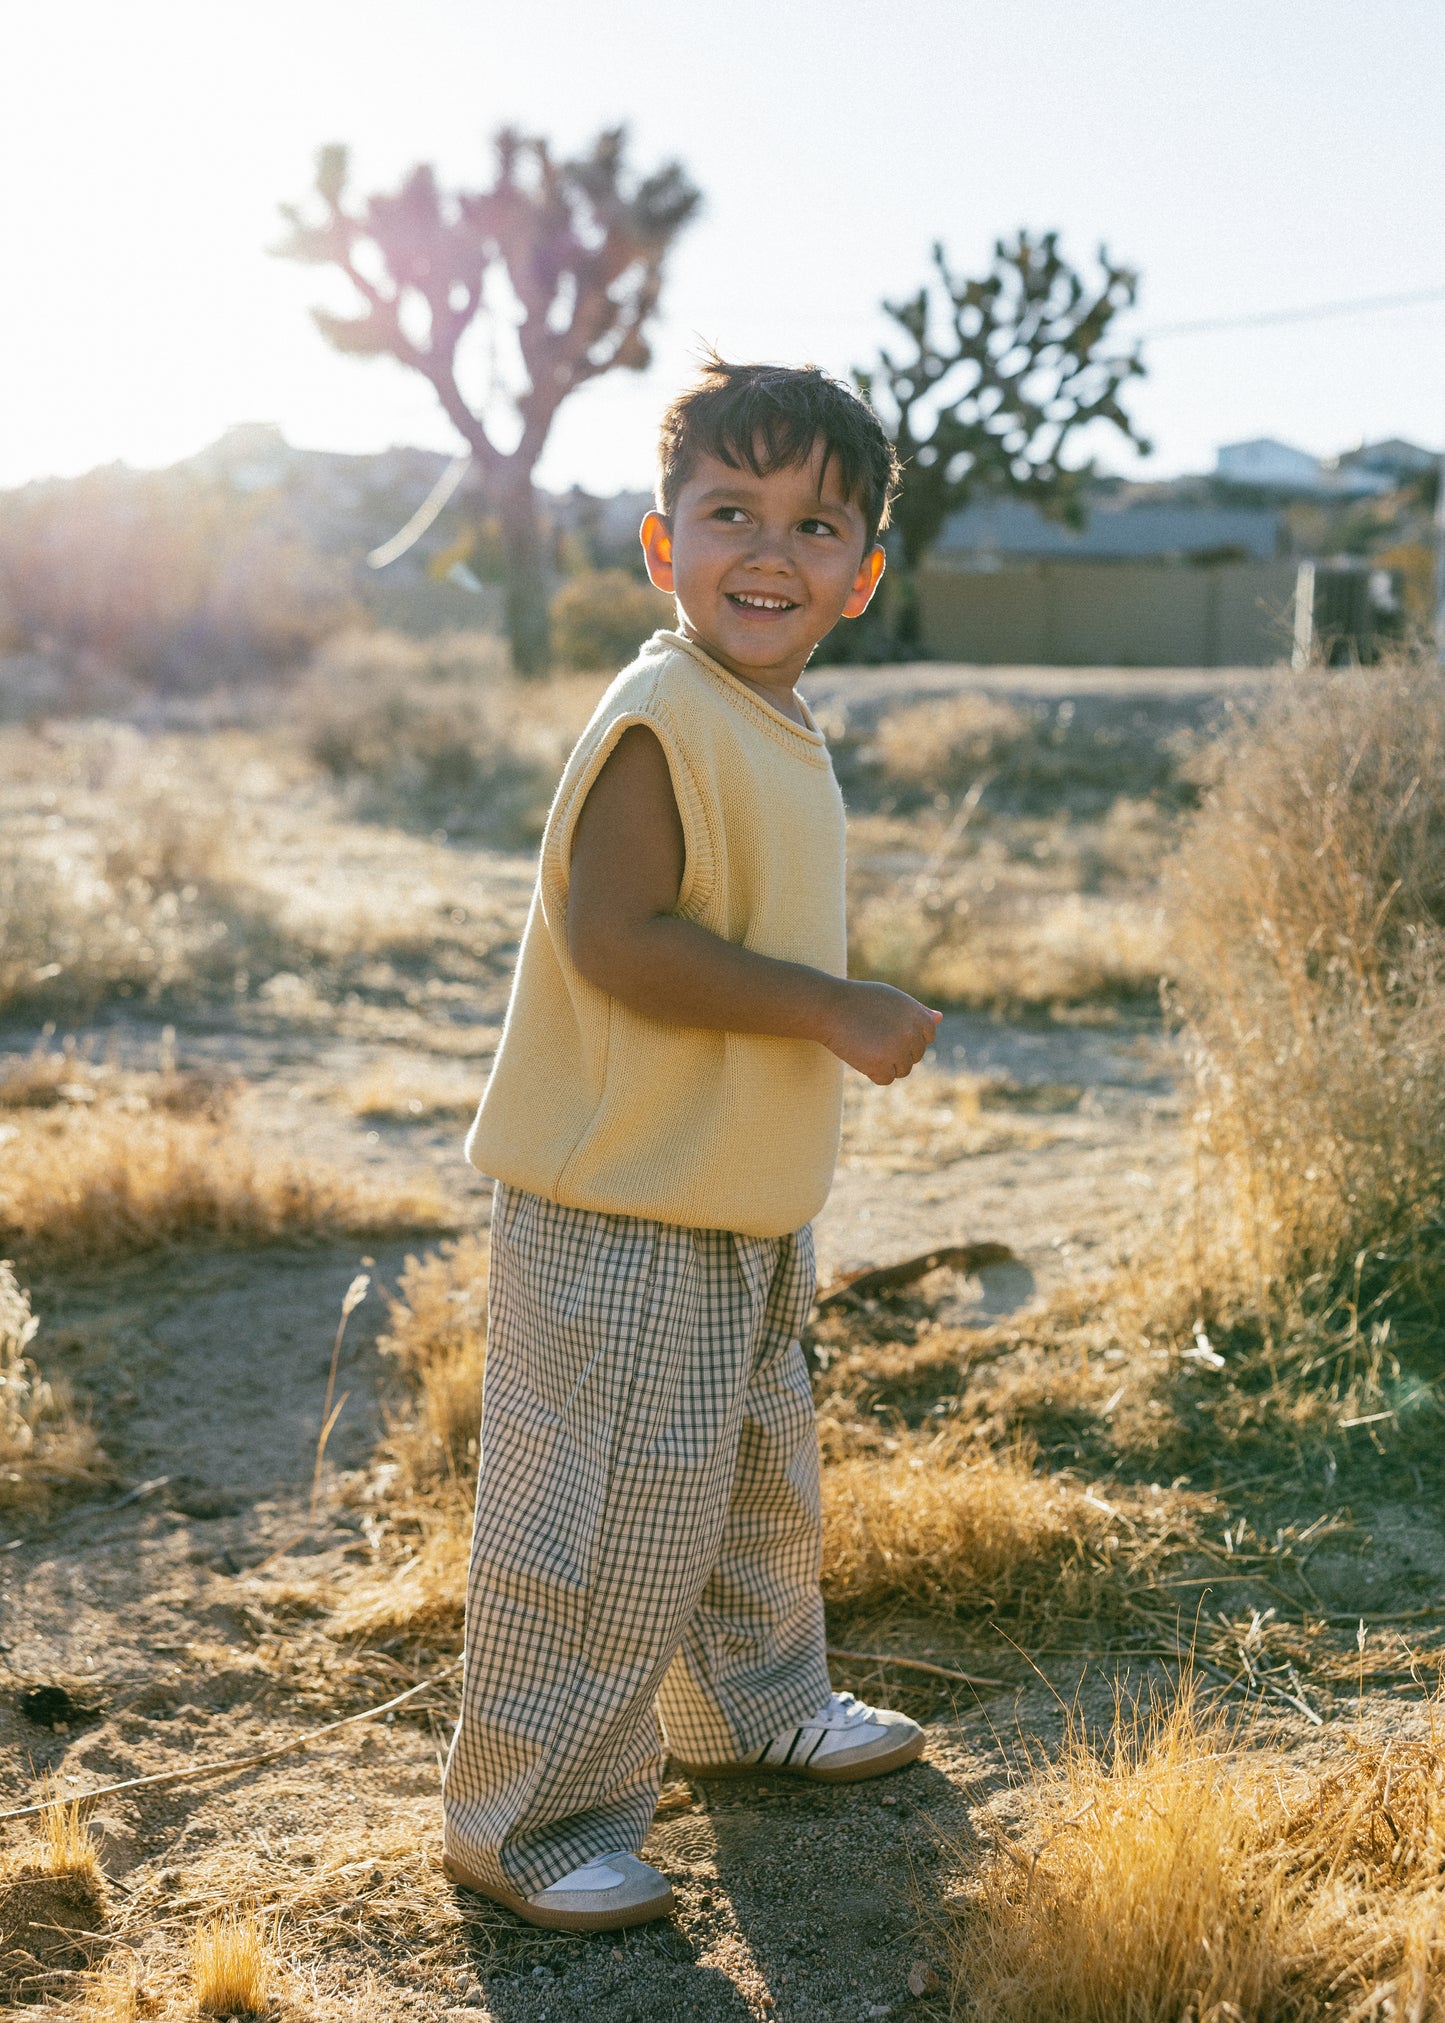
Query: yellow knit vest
465 631 847 1237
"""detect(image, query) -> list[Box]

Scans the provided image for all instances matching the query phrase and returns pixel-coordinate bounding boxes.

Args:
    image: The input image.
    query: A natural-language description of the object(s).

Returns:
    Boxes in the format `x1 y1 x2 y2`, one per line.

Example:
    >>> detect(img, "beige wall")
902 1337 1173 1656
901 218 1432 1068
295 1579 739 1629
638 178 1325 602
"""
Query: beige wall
917 559 1299 667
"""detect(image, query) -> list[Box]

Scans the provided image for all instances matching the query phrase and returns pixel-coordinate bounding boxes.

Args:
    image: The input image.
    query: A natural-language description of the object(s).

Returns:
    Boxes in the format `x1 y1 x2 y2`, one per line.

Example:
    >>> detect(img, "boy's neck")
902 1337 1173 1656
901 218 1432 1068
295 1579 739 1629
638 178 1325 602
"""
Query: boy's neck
677 619 811 726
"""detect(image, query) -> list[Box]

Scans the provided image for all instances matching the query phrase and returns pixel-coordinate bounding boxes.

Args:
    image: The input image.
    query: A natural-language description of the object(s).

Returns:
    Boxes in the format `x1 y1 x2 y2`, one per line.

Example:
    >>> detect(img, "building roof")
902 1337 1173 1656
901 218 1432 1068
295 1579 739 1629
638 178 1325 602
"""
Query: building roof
934 495 1280 563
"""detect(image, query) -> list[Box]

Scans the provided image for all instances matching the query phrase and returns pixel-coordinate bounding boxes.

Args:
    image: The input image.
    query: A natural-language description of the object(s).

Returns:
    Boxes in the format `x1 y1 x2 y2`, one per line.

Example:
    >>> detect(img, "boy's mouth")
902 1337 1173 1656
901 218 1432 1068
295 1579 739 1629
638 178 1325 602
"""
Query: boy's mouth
726 592 799 613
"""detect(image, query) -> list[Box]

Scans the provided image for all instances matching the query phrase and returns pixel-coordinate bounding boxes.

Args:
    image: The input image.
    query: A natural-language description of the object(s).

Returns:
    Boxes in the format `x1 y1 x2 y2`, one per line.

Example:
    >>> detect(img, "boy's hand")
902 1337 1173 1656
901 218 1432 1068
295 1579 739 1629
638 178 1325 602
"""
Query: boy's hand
823 981 942 1085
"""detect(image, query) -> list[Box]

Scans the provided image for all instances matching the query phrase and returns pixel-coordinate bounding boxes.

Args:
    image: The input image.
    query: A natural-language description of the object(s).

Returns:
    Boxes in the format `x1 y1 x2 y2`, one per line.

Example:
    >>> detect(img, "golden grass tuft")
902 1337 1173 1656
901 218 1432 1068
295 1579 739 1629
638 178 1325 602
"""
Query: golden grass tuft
31 1786 101 1883
820 1432 1168 1627
0 1104 452 1271
376 1233 489 1489
327 1235 487 1641
79 1964 139 2019
940 1679 1445 2020
190 1912 270 2017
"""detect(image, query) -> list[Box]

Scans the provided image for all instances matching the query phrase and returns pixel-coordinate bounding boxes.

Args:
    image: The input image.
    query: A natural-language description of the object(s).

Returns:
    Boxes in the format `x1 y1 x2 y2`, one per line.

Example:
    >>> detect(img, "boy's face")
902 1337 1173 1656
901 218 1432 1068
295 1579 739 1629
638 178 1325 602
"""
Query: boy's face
640 442 885 692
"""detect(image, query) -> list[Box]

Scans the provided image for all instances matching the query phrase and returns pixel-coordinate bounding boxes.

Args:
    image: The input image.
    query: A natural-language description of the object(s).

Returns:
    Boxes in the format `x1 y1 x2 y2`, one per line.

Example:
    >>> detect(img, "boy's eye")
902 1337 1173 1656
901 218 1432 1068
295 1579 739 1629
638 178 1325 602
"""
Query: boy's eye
799 517 839 537
710 506 749 524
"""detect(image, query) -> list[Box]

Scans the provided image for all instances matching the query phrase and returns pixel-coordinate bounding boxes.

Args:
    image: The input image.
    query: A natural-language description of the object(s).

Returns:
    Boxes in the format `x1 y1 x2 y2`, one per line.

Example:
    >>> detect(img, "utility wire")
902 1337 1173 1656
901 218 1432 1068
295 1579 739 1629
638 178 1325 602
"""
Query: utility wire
1145 284 1445 340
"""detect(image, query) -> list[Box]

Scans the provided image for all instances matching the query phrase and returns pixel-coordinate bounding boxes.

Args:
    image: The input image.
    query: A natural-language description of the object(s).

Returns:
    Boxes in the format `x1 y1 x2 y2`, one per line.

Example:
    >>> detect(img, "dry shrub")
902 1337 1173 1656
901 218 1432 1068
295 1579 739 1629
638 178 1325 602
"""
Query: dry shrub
377 1233 489 1489
0 729 286 1016
550 567 672 671
295 628 604 842
822 1434 1135 1624
0 1263 105 1505
328 1236 488 1642
190 1912 270 2017
347 1056 479 1124
872 692 1033 796
1169 651 1445 1305
851 881 1166 1010
942 1680 1445 2020
0 1106 451 1272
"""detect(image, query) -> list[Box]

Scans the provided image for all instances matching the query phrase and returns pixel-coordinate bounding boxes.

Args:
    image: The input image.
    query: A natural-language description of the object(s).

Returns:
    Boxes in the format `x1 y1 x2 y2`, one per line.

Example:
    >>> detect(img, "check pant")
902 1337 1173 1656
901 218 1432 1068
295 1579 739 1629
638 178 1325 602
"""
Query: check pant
441 1183 830 1895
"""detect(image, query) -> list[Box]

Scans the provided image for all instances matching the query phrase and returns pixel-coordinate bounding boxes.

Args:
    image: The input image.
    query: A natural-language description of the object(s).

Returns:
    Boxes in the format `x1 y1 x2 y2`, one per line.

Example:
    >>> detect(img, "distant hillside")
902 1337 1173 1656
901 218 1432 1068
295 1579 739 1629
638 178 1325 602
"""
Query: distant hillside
0 426 654 703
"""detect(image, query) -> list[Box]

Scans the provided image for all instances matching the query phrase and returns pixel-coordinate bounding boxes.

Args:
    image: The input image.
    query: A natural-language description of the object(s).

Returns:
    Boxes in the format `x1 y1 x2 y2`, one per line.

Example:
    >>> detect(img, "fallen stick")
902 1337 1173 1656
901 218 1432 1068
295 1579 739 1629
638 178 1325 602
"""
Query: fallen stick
826 1646 1003 1688
0 1661 462 1824
816 1244 1016 1310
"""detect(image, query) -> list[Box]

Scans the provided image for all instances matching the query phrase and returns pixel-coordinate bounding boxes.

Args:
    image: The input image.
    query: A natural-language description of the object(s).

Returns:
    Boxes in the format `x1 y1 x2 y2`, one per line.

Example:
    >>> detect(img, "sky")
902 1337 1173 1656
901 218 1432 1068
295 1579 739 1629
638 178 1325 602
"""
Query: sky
2 0 1443 496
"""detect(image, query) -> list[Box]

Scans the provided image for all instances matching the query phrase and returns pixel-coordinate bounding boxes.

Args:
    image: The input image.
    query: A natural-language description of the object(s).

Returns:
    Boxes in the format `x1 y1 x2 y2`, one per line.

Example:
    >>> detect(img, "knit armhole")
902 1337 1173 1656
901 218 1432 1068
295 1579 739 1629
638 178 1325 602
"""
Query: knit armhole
540 708 717 928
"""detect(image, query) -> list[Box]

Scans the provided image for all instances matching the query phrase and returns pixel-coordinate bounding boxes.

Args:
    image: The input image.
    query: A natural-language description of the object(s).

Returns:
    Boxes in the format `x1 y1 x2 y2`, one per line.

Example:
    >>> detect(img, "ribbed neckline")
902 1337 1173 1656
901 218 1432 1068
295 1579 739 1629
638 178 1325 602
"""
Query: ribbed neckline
649 631 831 764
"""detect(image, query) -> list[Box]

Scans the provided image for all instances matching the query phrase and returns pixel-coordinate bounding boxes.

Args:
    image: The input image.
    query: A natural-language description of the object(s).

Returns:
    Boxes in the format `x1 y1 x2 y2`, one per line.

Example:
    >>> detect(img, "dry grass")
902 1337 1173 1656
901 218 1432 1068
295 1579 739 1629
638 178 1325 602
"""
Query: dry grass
78 1965 140 2020
870 691 1035 795
840 1062 1033 1172
294 628 605 842
345 1056 479 1124
0 726 288 1017
847 800 1171 1011
30 1787 102 1884
0 1101 452 1272
821 1434 1124 1622
327 1236 488 1642
190 1912 271 2017
0 1262 105 1505
1169 651 1445 1307
940 1679 1445 2020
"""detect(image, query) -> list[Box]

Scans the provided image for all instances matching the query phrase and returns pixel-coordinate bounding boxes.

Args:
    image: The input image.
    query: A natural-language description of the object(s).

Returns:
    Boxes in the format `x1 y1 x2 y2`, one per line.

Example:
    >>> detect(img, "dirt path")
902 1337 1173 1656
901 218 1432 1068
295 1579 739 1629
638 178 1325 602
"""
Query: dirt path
1 967 1176 2018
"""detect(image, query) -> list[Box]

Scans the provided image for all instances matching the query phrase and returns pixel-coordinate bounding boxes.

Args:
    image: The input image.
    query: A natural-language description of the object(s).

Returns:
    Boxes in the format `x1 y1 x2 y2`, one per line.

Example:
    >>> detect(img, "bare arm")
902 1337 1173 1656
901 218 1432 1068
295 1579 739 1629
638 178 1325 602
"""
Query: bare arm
566 725 940 1085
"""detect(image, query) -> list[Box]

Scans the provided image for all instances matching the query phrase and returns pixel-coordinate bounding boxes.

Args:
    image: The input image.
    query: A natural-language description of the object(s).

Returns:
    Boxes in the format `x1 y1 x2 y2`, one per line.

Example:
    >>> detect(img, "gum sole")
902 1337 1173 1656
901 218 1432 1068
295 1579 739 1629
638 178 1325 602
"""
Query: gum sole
442 1855 675 1932
673 1727 926 1784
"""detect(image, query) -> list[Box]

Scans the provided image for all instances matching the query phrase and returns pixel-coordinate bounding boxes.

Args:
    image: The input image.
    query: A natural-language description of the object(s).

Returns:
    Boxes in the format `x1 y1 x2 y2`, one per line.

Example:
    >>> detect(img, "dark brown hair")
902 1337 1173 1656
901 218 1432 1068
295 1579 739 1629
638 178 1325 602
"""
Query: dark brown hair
656 354 900 549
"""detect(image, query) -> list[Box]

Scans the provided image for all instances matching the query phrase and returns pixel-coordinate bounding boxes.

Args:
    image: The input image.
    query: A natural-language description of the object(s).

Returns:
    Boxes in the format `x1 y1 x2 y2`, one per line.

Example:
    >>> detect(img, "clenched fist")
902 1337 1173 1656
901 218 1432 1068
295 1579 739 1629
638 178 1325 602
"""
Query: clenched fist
822 980 942 1085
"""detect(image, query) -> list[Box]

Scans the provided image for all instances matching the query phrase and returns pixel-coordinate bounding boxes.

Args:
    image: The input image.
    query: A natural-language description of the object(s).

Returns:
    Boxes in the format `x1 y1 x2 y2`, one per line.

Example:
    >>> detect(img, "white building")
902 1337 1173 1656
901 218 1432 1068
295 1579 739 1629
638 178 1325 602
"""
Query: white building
1215 437 1325 491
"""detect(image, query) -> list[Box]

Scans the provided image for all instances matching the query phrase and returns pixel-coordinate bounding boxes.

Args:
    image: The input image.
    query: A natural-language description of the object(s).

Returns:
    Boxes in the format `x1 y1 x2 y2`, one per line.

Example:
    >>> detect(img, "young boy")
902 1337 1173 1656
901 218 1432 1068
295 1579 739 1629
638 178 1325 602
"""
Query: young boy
442 357 941 1933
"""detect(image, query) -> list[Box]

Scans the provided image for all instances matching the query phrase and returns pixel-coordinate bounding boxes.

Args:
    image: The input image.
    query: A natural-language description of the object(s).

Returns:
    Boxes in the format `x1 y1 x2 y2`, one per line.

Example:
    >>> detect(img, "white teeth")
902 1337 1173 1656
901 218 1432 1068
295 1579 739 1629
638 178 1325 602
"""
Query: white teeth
733 593 794 609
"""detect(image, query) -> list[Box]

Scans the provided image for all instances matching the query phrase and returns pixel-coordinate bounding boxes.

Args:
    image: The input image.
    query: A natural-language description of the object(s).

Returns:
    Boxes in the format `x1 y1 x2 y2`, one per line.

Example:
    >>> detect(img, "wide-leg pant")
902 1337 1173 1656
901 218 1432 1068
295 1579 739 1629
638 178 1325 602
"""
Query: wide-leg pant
441 1183 830 1895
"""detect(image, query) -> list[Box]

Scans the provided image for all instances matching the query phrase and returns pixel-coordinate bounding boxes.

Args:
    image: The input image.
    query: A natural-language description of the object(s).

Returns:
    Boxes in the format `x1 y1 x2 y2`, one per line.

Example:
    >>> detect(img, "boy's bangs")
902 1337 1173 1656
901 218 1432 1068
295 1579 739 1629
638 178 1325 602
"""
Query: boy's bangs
657 356 899 543
707 399 864 512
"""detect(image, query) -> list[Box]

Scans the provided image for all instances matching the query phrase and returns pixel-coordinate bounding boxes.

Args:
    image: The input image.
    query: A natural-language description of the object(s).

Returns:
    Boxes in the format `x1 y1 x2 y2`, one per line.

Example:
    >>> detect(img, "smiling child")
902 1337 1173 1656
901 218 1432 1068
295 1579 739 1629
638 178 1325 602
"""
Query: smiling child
442 356 940 1932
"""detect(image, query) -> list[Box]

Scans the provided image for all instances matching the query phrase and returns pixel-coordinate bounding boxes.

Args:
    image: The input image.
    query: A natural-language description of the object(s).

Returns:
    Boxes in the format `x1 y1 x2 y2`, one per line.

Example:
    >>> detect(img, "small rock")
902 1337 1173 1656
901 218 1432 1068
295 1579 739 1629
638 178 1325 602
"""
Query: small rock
907 1959 941 1997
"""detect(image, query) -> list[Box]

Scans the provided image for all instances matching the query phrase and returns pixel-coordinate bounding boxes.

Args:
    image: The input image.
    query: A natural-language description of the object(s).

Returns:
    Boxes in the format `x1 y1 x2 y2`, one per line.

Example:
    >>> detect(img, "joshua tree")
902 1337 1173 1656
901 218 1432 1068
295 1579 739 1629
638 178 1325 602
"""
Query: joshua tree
857 232 1149 648
279 129 701 673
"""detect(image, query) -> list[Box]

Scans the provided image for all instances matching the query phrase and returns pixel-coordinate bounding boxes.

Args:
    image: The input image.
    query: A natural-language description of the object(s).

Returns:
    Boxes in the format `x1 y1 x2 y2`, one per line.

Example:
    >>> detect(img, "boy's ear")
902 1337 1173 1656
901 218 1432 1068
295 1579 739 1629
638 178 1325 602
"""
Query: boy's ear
841 544 886 620
640 511 675 594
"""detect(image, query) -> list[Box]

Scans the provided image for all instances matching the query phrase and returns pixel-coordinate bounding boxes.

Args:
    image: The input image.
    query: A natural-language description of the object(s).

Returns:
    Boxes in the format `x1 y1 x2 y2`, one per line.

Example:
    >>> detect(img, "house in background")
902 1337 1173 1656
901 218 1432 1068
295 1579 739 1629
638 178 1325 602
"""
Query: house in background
1214 434 1438 500
917 491 1298 666
1215 437 1330 493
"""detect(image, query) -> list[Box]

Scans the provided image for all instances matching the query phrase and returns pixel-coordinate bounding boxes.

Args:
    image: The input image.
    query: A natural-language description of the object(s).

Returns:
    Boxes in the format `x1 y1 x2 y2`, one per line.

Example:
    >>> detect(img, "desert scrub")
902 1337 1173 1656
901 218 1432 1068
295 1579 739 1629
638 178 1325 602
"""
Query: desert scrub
294 627 604 842
376 1232 488 1492
1170 651 1445 1302
0 1262 104 1505
939 1678 1445 2021
327 1235 487 1643
0 1100 452 1272
550 567 671 670
847 800 1170 1011
0 725 289 1016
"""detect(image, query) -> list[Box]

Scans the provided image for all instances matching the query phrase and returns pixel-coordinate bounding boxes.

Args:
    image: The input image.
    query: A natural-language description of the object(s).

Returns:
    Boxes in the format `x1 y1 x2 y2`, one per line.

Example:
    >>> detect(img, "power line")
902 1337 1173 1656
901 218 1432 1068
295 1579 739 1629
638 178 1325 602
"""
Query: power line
1146 284 1445 340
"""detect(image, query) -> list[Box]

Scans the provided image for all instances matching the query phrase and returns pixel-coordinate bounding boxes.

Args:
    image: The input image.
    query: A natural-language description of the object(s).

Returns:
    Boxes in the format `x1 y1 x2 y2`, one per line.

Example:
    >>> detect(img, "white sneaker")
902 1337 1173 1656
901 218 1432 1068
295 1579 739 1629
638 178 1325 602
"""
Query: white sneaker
671 1690 925 1784
443 1849 674 1931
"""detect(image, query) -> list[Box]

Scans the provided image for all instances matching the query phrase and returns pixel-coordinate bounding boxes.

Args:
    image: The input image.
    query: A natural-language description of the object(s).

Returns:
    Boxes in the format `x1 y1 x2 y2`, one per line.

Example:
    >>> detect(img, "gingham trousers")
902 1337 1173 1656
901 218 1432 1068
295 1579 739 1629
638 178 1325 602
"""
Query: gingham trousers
441 1182 830 1895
